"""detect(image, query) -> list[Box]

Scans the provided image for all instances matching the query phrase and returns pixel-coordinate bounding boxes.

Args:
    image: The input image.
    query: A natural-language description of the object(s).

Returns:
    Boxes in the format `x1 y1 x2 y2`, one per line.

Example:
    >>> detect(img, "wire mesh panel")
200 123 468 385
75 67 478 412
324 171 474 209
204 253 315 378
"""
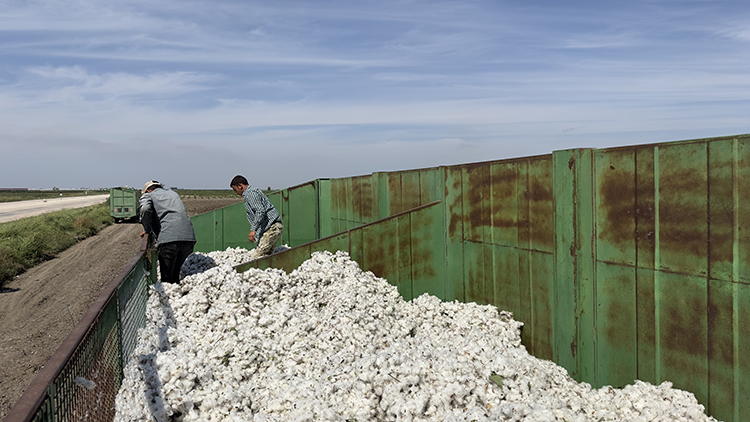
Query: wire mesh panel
119 263 149 369
7 248 154 422
55 297 120 421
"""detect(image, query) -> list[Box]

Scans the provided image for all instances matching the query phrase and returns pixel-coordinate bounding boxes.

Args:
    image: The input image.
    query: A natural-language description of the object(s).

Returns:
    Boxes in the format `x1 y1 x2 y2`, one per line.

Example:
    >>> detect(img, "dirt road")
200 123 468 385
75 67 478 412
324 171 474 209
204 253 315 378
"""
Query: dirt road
0 194 110 223
0 197 243 419
0 222 143 419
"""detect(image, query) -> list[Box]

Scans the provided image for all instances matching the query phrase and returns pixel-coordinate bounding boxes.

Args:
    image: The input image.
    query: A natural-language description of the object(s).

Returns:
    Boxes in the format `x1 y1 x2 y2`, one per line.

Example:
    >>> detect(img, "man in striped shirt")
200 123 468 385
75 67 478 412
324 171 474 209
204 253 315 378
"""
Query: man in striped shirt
230 175 283 259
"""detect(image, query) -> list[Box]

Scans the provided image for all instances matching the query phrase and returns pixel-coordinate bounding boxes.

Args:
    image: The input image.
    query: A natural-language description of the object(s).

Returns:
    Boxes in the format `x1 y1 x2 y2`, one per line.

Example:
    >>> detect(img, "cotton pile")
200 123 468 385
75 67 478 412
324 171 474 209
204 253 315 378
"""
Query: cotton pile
114 249 719 422
180 245 291 277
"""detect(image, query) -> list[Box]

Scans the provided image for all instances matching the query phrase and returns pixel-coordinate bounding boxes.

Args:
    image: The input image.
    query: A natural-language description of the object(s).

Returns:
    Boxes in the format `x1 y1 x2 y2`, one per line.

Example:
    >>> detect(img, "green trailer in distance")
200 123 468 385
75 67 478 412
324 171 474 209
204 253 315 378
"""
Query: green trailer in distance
109 187 139 223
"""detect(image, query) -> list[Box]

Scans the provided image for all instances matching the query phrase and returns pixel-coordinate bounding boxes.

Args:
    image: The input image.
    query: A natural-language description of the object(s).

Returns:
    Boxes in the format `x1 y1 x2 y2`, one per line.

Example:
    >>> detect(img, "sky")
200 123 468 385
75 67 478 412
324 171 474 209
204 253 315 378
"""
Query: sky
1 0 749 190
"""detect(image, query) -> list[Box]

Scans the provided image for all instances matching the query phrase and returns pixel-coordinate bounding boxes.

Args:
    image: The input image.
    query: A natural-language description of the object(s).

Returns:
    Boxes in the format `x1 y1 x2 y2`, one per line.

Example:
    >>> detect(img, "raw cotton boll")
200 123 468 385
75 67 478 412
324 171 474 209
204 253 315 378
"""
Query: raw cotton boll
115 250 721 422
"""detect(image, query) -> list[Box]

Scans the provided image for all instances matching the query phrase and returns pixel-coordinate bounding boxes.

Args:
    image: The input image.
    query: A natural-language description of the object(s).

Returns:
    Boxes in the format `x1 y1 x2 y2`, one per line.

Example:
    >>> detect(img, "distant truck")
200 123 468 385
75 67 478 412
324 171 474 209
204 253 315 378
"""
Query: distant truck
109 187 139 223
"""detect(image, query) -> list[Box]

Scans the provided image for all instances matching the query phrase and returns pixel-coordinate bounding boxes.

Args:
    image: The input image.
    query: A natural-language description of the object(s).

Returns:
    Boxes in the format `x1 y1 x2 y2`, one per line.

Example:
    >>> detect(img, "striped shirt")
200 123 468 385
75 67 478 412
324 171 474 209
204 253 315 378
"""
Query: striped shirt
242 186 281 243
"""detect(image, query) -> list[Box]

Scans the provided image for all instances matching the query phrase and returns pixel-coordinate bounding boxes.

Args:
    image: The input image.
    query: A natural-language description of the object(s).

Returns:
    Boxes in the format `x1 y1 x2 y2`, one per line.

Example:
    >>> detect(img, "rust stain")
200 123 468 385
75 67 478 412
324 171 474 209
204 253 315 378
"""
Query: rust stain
601 273 635 348
411 212 437 279
388 173 402 215
529 178 553 202
598 164 636 248
352 177 362 221
659 203 707 259
447 173 463 238
466 260 481 302
705 297 730 365
661 292 706 375
635 149 656 267
363 227 388 278
466 166 491 234
528 170 554 249
402 175 421 211
491 164 518 230
361 177 374 220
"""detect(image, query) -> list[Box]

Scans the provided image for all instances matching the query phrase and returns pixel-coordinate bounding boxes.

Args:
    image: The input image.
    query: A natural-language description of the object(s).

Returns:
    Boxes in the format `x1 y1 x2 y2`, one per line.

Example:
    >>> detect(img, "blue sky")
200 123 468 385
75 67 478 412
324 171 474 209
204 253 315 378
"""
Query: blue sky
1 0 748 190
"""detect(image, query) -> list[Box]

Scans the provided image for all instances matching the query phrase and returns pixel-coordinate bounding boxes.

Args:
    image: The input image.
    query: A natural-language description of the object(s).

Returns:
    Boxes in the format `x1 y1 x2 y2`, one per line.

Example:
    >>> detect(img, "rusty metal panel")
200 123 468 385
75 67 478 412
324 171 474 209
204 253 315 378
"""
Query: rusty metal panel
344 177 355 230
462 164 491 244
463 241 490 305
658 143 708 276
419 168 440 205
331 177 347 234
318 179 333 238
387 172 402 216
706 277 736 422
636 268 657 382
658 272 708 405
635 146 657 270
528 158 554 253
351 176 363 225
349 222 364 264
268 243 312 274
401 170 421 213
529 250 555 361
490 245 521 318
553 149 596 379
362 216 399 289
410 203 444 299
596 262 637 387
312 232 351 255
445 166 465 302
737 139 750 283
596 149 637 266
490 161 520 248
739 282 750 422
462 163 492 305
357 175 375 223
707 139 735 282
395 213 413 300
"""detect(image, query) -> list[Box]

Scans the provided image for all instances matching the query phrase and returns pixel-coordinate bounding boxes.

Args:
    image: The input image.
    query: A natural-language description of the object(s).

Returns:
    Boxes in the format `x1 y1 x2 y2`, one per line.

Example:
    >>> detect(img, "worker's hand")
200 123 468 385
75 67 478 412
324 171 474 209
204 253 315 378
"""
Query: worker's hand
248 231 256 243
139 231 147 238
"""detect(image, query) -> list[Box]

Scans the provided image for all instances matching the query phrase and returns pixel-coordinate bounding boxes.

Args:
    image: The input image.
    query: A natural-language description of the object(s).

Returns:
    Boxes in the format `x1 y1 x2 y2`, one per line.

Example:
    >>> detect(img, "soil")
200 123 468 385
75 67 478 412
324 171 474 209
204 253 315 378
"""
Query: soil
0 197 240 420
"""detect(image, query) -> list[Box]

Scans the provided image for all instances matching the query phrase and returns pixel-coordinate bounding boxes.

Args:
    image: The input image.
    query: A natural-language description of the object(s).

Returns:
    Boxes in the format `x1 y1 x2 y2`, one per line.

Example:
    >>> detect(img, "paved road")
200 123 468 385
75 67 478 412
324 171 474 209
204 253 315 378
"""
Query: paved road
0 195 110 223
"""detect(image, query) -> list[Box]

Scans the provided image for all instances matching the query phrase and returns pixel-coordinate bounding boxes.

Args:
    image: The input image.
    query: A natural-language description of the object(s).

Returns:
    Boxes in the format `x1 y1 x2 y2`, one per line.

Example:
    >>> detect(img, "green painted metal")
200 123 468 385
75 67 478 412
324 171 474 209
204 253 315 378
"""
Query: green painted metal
193 133 750 422
236 201 445 303
192 203 254 252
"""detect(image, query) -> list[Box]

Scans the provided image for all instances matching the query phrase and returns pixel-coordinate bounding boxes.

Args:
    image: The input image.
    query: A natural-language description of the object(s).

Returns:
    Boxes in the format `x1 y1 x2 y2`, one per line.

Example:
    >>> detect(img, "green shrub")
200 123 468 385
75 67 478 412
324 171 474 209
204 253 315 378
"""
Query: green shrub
0 203 112 289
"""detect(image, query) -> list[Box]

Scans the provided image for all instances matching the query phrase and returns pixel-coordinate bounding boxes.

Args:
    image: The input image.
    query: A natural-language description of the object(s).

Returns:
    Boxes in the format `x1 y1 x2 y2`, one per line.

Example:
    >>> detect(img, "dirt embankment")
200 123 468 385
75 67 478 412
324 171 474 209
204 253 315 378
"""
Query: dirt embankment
0 197 241 419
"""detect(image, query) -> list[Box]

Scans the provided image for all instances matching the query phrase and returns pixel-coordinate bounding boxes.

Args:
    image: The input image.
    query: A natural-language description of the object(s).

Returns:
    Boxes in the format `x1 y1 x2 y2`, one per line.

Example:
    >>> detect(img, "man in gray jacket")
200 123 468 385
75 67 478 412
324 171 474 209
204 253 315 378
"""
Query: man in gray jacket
138 180 196 284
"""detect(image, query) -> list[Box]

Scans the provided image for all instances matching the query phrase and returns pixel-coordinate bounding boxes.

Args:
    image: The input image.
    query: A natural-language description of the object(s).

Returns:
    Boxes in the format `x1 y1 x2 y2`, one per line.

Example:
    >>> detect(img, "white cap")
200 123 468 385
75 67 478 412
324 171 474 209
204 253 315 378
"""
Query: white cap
141 180 162 194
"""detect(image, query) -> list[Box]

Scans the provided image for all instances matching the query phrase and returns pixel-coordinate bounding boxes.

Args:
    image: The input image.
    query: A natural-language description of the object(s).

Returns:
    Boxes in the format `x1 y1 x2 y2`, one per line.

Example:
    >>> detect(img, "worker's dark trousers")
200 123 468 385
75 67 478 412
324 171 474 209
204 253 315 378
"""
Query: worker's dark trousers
158 241 195 284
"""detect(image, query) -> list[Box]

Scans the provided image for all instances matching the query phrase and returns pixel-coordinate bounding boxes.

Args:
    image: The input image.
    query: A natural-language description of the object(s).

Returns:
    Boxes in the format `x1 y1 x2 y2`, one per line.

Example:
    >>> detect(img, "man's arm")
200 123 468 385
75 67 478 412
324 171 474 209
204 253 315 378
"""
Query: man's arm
139 193 155 237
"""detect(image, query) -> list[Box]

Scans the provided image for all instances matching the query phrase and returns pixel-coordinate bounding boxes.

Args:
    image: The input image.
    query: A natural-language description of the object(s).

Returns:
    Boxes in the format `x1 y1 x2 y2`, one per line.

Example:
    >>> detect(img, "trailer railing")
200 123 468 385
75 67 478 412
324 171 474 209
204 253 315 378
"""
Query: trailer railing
5 237 156 422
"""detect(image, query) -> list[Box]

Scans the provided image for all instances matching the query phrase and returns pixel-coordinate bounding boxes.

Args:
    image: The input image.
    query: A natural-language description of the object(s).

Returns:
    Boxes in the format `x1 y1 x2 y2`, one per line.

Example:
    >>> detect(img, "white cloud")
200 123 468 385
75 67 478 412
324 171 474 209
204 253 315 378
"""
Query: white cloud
0 0 749 189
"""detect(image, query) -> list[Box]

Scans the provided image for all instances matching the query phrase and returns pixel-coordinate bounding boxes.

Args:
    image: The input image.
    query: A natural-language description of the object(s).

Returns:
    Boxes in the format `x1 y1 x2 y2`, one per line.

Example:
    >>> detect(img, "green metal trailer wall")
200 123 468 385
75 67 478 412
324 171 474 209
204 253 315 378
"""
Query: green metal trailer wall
192 133 750 422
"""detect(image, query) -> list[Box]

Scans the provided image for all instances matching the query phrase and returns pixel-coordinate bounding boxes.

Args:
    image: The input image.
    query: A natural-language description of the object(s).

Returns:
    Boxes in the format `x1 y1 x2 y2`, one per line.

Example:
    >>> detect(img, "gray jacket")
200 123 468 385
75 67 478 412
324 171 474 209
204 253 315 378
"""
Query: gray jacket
139 188 196 246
